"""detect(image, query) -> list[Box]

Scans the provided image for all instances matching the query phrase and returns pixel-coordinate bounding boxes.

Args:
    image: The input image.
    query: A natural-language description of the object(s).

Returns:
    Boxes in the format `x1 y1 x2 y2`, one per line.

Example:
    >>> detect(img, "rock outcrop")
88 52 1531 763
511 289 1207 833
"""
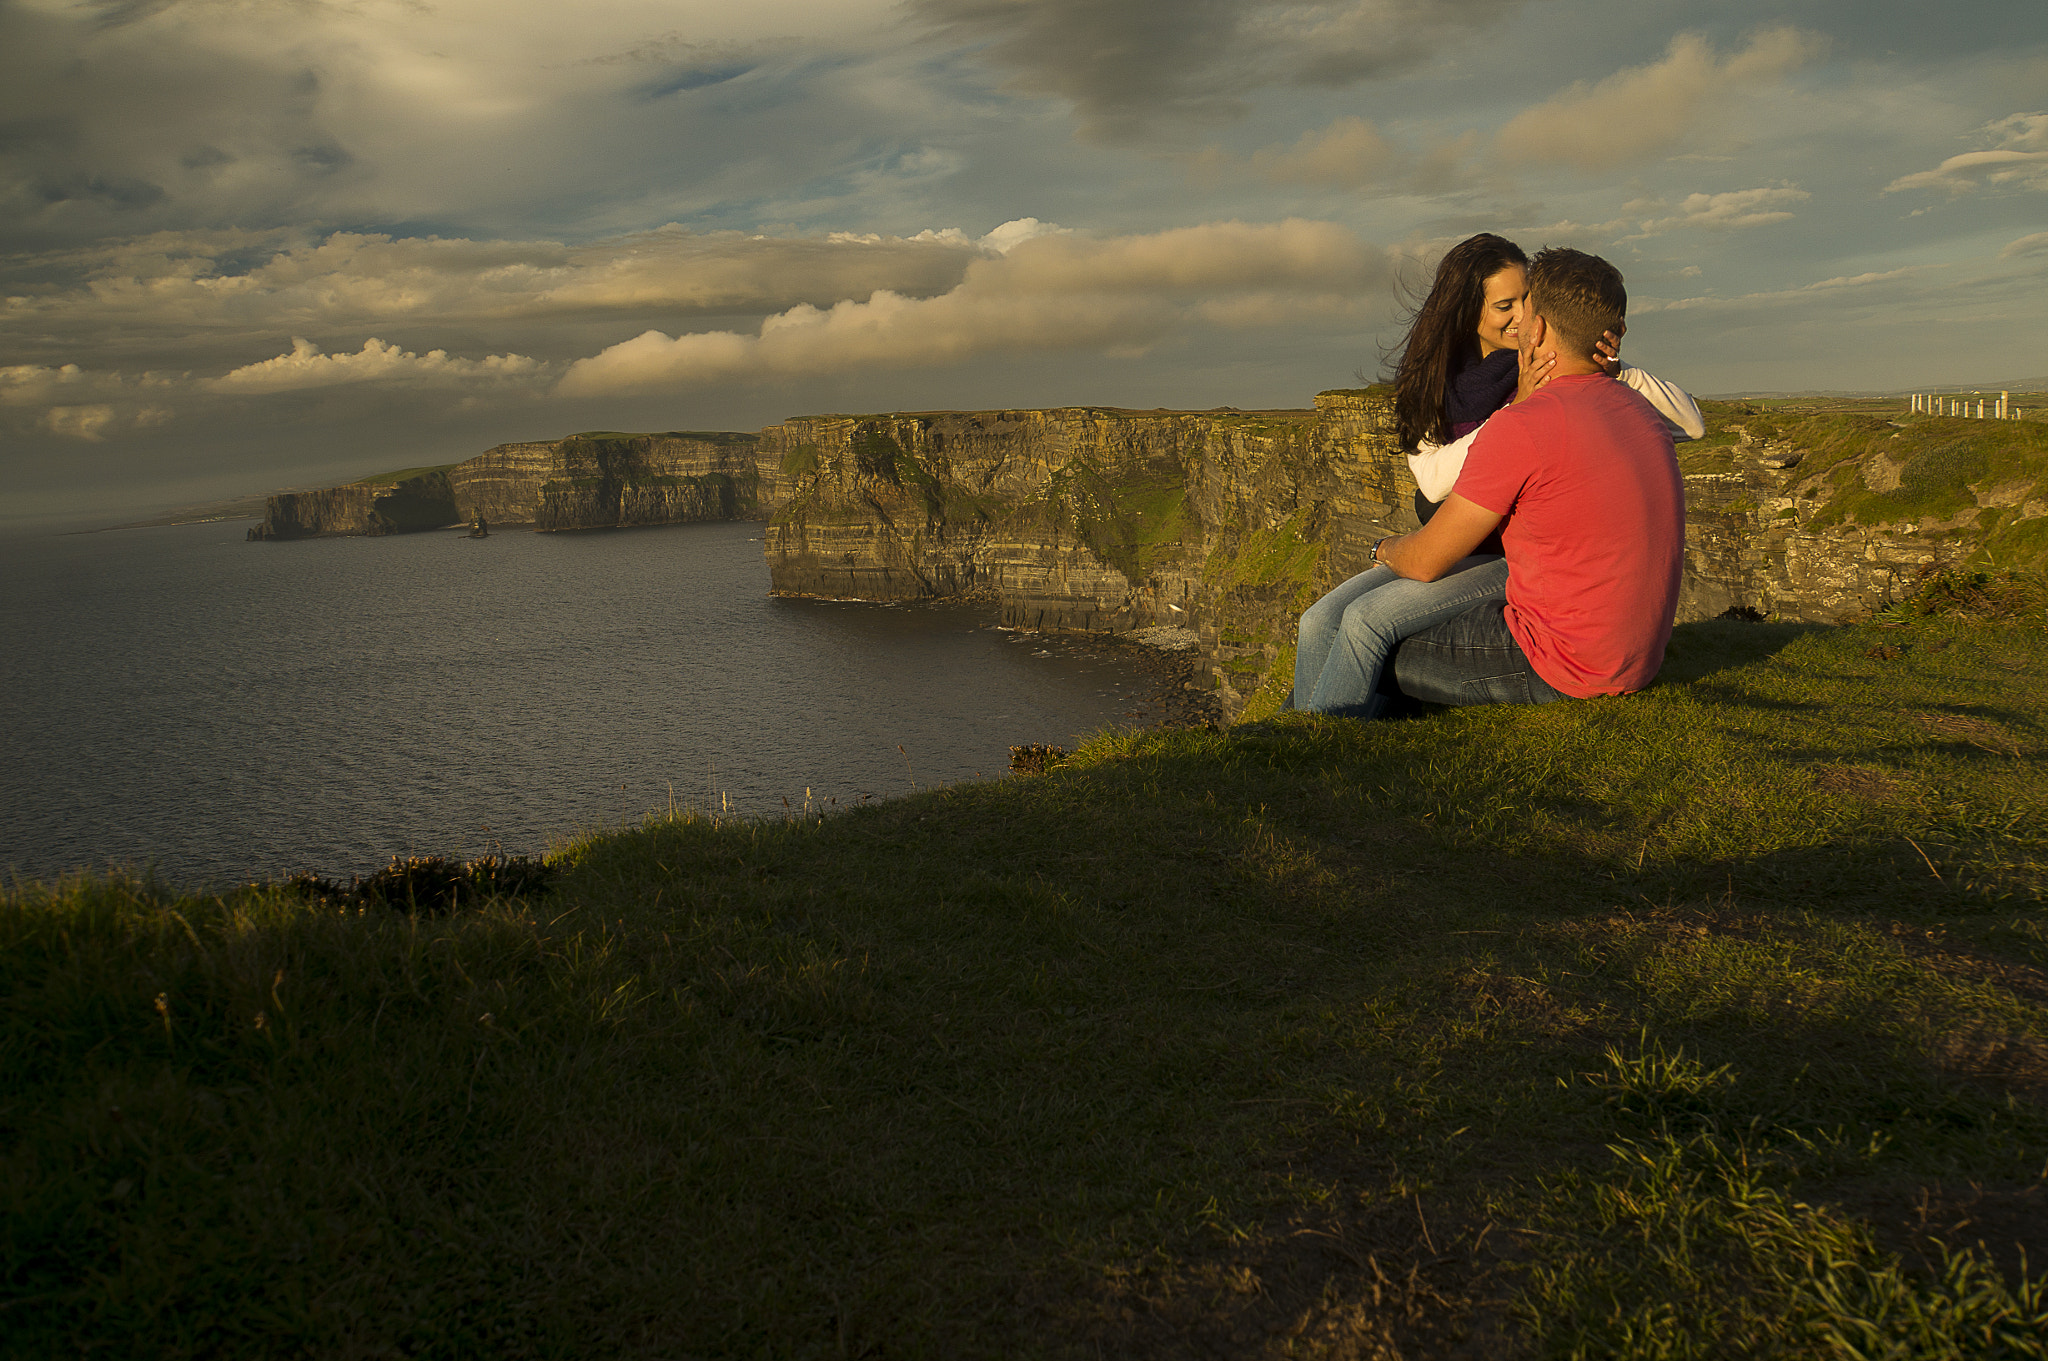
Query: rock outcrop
1675 406 2046 621
247 432 764 540
758 392 2046 717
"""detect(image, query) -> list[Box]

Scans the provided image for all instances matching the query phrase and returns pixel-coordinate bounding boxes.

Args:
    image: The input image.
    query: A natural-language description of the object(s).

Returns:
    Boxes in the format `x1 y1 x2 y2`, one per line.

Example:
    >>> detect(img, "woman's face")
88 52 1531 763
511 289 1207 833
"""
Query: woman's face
1476 264 1527 357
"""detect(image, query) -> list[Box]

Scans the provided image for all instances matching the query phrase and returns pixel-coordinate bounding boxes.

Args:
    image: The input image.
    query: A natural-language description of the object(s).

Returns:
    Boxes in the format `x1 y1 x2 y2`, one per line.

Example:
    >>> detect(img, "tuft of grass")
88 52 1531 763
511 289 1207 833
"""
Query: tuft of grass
4 605 2046 1357
349 462 459 487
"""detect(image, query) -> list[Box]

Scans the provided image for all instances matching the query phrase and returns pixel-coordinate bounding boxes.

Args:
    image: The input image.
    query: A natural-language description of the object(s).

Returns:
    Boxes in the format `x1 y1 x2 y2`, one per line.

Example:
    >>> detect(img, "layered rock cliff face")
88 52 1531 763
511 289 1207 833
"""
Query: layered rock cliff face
1676 407 2046 621
250 472 462 539
760 392 2046 717
758 393 1418 713
247 432 764 539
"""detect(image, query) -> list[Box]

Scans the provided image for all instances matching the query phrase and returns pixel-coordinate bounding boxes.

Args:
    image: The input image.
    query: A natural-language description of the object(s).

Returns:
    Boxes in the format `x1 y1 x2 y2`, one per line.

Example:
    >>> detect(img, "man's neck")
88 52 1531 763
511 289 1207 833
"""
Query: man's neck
1549 352 1605 378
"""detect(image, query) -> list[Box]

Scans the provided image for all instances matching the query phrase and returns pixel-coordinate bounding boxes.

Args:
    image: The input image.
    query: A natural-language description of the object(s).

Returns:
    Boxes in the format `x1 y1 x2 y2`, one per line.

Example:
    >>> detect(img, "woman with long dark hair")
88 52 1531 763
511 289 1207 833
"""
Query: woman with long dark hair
1290 233 1702 717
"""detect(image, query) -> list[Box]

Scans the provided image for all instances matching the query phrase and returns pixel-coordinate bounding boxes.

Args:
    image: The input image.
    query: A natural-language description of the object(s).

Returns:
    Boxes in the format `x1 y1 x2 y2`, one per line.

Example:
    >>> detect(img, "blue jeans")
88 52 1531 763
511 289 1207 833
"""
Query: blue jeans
1388 598 1566 708
1292 555 1509 719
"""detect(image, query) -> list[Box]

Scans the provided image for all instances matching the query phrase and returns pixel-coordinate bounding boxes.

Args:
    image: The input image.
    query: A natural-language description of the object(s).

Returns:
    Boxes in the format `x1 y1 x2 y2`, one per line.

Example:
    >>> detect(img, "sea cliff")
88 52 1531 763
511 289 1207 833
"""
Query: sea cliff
251 391 2045 718
246 431 763 539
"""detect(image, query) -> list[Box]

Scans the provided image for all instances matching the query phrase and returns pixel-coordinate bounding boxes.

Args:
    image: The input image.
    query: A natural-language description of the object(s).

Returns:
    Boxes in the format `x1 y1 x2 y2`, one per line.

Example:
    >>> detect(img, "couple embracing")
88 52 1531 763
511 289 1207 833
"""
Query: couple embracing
1292 238 1698 718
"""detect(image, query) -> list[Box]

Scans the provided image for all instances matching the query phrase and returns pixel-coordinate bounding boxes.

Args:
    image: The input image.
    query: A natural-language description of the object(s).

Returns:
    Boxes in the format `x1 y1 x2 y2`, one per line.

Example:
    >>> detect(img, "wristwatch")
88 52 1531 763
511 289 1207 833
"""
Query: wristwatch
1371 536 1389 565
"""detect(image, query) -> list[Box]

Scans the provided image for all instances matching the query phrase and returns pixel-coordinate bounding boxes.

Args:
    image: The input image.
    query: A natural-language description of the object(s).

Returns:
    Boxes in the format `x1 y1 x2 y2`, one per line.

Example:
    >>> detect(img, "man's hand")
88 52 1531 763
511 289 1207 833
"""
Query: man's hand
1377 494 1505 582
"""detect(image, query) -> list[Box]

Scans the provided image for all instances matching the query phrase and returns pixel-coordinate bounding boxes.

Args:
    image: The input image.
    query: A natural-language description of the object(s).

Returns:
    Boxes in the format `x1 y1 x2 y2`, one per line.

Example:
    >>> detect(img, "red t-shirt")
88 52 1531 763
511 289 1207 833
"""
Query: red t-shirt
1453 374 1684 698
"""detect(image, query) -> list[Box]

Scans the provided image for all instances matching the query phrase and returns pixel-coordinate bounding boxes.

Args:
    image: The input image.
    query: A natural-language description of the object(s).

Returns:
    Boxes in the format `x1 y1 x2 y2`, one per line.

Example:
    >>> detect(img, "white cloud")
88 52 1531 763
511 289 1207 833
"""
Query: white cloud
1 363 93 407
557 219 1389 394
1627 185 1811 236
1884 112 2048 195
2001 231 2048 260
1495 27 1825 173
41 405 120 441
1653 267 1921 313
208 338 545 394
978 218 1073 254
1251 117 1401 188
1 362 176 439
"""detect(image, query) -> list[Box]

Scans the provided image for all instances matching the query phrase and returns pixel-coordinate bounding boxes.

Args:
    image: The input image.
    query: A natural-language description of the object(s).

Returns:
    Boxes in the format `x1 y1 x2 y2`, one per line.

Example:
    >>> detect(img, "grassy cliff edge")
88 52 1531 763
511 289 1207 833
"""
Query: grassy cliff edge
5 579 2047 1357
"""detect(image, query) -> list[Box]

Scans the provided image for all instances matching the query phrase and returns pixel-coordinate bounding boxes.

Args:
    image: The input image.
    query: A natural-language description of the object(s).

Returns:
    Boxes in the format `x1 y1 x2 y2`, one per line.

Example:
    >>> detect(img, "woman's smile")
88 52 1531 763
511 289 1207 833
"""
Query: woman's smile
1476 263 1527 356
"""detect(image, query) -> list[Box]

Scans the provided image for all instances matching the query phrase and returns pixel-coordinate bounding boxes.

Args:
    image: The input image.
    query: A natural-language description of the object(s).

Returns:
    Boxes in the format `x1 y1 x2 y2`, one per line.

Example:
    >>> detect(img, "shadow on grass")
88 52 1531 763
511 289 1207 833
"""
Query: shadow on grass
1656 617 1826 684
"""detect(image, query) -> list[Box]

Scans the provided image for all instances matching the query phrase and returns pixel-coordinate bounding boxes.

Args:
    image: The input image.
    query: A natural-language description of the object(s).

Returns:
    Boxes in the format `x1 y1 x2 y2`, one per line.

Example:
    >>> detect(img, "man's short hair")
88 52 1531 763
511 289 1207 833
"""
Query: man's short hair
1527 248 1627 358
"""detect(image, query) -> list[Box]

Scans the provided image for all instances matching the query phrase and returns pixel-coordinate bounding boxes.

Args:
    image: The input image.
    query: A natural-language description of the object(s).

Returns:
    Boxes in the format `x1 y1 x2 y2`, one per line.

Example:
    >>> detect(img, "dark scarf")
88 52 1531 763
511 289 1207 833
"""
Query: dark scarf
1443 347 1518 439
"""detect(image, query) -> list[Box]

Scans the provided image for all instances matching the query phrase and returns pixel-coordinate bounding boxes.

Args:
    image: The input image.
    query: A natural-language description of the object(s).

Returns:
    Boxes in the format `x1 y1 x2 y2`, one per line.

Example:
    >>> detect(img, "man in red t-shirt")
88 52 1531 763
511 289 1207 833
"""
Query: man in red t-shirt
1366 247 1684 708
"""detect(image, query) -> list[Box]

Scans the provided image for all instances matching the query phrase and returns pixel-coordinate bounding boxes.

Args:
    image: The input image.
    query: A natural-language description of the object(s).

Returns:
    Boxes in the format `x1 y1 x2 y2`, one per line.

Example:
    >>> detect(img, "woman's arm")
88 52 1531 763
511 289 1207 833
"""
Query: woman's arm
1407 428 1481 503
1614 361 1705 441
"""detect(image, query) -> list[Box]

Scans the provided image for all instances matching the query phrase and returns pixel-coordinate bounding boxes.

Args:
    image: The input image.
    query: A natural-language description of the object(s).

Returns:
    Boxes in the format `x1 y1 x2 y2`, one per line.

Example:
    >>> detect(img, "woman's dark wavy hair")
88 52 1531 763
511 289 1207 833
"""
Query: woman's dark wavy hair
1387 233 1527 451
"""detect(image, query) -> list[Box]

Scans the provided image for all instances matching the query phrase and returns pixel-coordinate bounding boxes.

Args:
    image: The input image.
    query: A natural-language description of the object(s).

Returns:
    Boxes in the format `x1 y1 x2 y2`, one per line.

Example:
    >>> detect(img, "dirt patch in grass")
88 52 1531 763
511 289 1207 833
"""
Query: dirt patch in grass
1930 1023 2048 1099
1908 710 2031 757
1885 926 2048 1007
1812 764 1905 800
1838 1180 2048 1287
1446 965 1589 1040
1054 1202 1521 1360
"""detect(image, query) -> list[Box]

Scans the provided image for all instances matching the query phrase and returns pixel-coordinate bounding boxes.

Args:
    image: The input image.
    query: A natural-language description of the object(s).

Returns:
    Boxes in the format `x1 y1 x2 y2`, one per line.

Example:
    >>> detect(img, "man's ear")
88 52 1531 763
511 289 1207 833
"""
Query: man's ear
1523 312 1548 349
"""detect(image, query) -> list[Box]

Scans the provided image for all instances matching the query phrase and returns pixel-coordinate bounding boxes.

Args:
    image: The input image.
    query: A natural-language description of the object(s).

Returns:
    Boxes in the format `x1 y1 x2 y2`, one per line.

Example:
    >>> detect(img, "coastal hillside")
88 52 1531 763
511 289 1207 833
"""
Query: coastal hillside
7 580 2044 1356
248 393 2047 719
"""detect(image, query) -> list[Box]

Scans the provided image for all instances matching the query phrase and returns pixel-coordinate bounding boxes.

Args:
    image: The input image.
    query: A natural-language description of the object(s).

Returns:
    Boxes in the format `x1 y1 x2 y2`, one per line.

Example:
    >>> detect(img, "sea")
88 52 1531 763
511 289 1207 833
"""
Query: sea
1 518 1179 888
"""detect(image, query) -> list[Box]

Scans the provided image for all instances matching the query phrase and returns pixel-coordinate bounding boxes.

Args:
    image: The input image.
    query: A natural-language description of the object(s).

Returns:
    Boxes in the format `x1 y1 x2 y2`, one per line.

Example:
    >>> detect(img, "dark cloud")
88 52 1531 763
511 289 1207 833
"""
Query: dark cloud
904 0 1522 142
0 3 348 247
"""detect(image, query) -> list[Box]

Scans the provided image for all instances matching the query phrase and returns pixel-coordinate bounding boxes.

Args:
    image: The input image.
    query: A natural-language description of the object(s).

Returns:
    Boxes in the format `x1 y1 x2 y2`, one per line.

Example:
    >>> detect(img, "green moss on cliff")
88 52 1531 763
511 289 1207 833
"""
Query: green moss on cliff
852 429 906 485
1204 512 1322 600
351 462 457 486
1809 420 2047 542
780 442 820 478
1044 464 1194 586
368 472 460 533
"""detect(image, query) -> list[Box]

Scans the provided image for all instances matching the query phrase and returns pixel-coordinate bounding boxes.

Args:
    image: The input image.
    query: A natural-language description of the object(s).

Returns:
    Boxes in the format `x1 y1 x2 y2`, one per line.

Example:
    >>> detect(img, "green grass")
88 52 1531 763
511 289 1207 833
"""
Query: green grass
349 463 457 487
5 590 2047 1357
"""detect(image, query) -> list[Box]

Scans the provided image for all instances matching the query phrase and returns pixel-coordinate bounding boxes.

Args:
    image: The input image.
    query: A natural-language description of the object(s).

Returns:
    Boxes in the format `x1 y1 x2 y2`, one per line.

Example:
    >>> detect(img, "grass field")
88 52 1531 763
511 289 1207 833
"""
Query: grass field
5 577 2046 1357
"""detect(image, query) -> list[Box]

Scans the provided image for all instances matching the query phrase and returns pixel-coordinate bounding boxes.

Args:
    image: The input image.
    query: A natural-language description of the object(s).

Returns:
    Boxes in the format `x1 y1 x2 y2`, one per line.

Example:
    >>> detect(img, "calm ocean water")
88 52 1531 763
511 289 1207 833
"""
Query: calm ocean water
1 519 1170 887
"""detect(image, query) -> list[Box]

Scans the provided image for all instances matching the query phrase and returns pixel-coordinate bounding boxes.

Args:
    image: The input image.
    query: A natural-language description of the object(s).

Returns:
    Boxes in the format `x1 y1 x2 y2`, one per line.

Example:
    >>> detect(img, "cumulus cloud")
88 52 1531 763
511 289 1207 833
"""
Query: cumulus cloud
1626 185 1811 236
0 0 906 248
42 406 121 441
906 0 1521 142
1652 267 1921 313
2001 231 2048 260
1495 27 1825 173
1247 117 1402 187
0 226 986 366
557 219 1389 394
208 338 545 394
0 362 177 439
1884 112 2048 195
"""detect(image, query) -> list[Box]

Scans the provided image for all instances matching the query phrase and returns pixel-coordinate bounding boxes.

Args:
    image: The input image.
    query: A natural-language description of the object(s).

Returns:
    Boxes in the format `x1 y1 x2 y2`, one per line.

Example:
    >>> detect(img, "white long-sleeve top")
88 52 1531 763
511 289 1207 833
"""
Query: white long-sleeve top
1406 361 1706 503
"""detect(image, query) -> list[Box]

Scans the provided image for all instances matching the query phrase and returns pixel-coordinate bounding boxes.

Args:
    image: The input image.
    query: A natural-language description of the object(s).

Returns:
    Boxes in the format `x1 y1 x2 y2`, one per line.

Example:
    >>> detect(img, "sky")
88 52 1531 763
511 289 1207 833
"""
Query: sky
2 0 2043 524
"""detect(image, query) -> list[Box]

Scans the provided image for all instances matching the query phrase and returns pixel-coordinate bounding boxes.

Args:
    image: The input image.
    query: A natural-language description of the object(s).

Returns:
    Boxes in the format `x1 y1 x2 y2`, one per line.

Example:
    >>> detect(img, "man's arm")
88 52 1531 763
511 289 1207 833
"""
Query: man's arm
1374 493 1504 582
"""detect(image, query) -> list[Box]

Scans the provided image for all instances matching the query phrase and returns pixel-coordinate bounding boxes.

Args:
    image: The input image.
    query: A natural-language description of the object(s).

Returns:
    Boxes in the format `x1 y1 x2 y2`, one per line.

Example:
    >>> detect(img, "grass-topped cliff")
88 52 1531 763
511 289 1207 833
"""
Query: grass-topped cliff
7 574 2046 1357
247 431 765 539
